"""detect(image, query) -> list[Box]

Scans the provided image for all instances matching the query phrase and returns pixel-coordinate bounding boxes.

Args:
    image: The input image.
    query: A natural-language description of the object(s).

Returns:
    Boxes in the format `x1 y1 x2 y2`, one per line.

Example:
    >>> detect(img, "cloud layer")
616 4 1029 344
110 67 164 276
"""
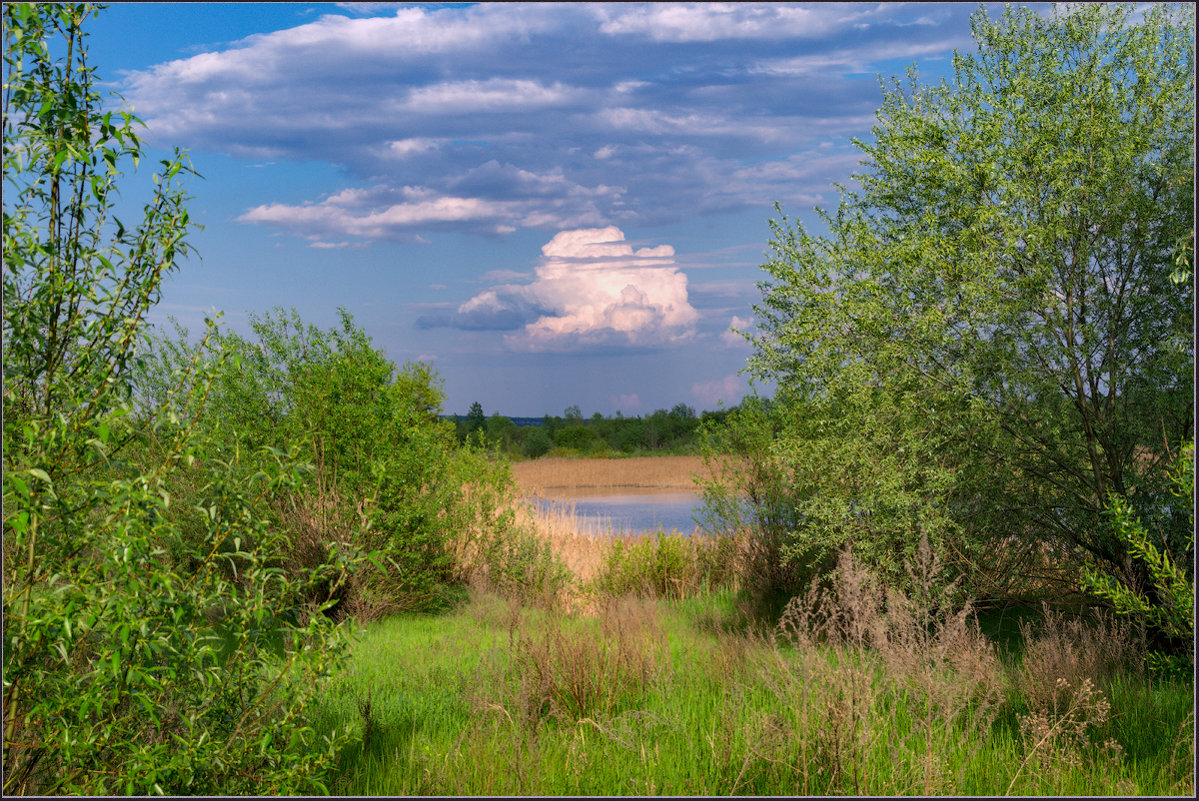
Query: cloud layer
422 226 699 352
121 2 975 244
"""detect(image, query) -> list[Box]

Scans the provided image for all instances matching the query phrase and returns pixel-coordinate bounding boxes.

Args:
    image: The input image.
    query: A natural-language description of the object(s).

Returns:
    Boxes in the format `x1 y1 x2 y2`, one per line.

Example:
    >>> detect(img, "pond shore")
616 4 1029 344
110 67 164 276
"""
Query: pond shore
511 455 715 497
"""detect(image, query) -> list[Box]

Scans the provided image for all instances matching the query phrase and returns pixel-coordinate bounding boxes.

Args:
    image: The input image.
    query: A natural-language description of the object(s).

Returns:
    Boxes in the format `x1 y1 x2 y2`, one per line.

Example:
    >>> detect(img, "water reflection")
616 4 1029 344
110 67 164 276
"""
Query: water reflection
533 492 705 536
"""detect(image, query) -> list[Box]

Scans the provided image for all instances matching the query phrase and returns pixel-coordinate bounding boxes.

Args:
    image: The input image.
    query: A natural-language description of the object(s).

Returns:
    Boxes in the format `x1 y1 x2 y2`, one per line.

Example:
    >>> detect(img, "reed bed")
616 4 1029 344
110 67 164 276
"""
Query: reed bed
510 493 748 603
512 495 612 585
511 455 717 496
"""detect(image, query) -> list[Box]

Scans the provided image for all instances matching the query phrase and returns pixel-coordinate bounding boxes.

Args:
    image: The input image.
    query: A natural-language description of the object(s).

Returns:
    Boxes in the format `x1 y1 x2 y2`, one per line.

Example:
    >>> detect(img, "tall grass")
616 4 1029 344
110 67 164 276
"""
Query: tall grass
309 540 1194 796
509 494 747 607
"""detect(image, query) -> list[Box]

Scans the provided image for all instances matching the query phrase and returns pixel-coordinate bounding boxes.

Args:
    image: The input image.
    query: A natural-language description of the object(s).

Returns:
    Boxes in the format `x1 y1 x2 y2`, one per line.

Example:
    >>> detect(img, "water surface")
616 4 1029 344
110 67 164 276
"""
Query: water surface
535 492 705 536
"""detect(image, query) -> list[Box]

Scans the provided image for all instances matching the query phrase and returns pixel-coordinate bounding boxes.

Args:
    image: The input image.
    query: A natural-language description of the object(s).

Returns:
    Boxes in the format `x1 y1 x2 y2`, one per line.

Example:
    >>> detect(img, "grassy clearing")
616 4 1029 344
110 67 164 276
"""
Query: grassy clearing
310 591 1192 796
308 522 1194 796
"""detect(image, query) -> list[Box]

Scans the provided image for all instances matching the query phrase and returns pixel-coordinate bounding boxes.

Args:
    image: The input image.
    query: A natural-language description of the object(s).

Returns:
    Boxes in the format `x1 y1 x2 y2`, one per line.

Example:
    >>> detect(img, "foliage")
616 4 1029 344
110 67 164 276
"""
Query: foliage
697 397 818 613
464 401 485 437
1083 441 1194 672
138 307 526 617
594 533 698 599
520 425 553 459
459 402 726 458
3 4 353 793
738 3 1194 599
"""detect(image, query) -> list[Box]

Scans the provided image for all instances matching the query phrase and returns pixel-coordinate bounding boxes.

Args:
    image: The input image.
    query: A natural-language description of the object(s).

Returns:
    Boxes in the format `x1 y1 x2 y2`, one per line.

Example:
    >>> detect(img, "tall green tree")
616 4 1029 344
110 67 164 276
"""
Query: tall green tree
4 5 353 793
741 3 1193 598
465 400 486 437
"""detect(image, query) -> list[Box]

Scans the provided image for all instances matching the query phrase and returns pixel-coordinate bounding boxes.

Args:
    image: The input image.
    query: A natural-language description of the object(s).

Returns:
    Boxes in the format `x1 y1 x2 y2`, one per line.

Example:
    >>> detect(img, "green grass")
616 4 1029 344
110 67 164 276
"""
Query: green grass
308 591 1194 795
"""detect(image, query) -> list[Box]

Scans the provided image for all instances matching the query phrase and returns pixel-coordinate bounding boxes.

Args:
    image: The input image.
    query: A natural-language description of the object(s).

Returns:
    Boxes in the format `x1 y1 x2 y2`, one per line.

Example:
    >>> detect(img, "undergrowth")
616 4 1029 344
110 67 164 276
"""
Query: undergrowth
310 544 1194 796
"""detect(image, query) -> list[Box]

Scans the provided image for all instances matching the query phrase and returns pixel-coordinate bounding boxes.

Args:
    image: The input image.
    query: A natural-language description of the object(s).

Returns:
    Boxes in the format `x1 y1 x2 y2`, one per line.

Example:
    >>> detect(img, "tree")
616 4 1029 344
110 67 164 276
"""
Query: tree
465 401 485 436
742 3 1193 598
3 5 352 792
484 412 516 449
521 425 553 459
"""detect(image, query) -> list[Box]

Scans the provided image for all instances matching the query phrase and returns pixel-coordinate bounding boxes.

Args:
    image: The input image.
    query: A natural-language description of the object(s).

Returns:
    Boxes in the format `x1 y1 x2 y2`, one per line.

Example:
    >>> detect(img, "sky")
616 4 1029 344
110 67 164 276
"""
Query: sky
76 1 1038 418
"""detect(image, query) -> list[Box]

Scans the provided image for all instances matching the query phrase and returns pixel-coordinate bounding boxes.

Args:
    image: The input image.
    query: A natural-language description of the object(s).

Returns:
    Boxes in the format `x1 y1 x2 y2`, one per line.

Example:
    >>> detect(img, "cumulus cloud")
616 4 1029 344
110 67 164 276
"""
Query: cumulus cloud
425 226 699 351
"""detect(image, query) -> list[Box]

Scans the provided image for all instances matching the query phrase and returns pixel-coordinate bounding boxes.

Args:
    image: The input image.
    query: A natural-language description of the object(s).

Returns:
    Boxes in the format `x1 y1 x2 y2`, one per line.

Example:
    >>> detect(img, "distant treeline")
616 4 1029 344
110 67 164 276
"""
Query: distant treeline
449 402 737 458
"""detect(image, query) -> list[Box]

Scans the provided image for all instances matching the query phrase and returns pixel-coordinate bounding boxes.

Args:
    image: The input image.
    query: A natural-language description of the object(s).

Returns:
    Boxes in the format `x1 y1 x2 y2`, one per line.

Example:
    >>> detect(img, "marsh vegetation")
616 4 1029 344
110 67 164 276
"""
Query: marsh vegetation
3 2 1193 796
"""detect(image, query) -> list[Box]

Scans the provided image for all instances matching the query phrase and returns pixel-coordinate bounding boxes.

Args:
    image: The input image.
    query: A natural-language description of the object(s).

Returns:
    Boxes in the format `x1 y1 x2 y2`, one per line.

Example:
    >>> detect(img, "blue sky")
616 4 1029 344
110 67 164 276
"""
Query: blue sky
80 2 1032 417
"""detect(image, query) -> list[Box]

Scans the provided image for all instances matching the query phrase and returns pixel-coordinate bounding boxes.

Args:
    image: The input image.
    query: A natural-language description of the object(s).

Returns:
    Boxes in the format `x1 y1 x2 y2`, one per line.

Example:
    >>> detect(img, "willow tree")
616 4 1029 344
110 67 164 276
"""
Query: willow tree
4 5 354 793
742 3 1193 598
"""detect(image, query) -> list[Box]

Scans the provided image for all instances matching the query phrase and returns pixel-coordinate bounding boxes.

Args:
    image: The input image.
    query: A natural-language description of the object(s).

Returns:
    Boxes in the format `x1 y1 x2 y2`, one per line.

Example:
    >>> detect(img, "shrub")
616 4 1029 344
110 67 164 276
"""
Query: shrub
520 427 553 459
1082 440 1194 673
3 5 355 792
553 424 599 452
139 308 505 618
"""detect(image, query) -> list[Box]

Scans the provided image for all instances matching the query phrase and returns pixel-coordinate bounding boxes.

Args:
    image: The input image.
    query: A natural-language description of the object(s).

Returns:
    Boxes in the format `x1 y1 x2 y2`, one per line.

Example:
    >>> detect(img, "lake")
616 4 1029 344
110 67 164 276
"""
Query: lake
534 492 706 537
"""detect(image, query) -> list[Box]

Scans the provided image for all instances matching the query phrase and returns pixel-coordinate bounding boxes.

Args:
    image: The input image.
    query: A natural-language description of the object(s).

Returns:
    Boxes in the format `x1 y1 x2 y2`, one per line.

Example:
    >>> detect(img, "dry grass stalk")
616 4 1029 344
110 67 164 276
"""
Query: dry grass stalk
1007 677 1119 794
769 540 1010 795
1169 711 1195 796
1014 604 1144 711
471 593 667 734
511 495 612 585
875 535 1006 793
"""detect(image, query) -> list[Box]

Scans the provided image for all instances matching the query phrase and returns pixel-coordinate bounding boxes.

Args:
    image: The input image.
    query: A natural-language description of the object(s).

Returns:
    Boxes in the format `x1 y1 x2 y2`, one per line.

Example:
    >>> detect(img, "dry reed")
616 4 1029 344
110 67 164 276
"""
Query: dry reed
511 455 720 496
511 495 613 585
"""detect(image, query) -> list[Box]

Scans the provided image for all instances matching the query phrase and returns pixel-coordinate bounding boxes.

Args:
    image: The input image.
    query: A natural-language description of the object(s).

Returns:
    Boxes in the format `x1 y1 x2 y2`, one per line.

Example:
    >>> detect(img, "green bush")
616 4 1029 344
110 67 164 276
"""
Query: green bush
553 424 600 452
3 5 355 793
140 307 507 618
1083 441 1194 673
521 426 553 459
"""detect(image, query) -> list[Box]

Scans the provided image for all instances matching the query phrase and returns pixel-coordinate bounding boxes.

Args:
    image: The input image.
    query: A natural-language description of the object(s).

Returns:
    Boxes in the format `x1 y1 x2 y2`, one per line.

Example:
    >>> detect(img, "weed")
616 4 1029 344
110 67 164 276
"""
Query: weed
1008 677 1117 794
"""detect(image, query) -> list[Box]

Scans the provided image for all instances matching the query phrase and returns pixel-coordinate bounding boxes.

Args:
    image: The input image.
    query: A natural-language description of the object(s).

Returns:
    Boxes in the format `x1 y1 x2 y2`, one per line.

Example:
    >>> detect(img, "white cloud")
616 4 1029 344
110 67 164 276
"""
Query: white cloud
515 226 698 350
722 315 753 348
401 79 578 114
611 393 642 411
385 138 442 158
237 171 622 241
239 193 522 239
593 3 861 42
440 226 699 351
